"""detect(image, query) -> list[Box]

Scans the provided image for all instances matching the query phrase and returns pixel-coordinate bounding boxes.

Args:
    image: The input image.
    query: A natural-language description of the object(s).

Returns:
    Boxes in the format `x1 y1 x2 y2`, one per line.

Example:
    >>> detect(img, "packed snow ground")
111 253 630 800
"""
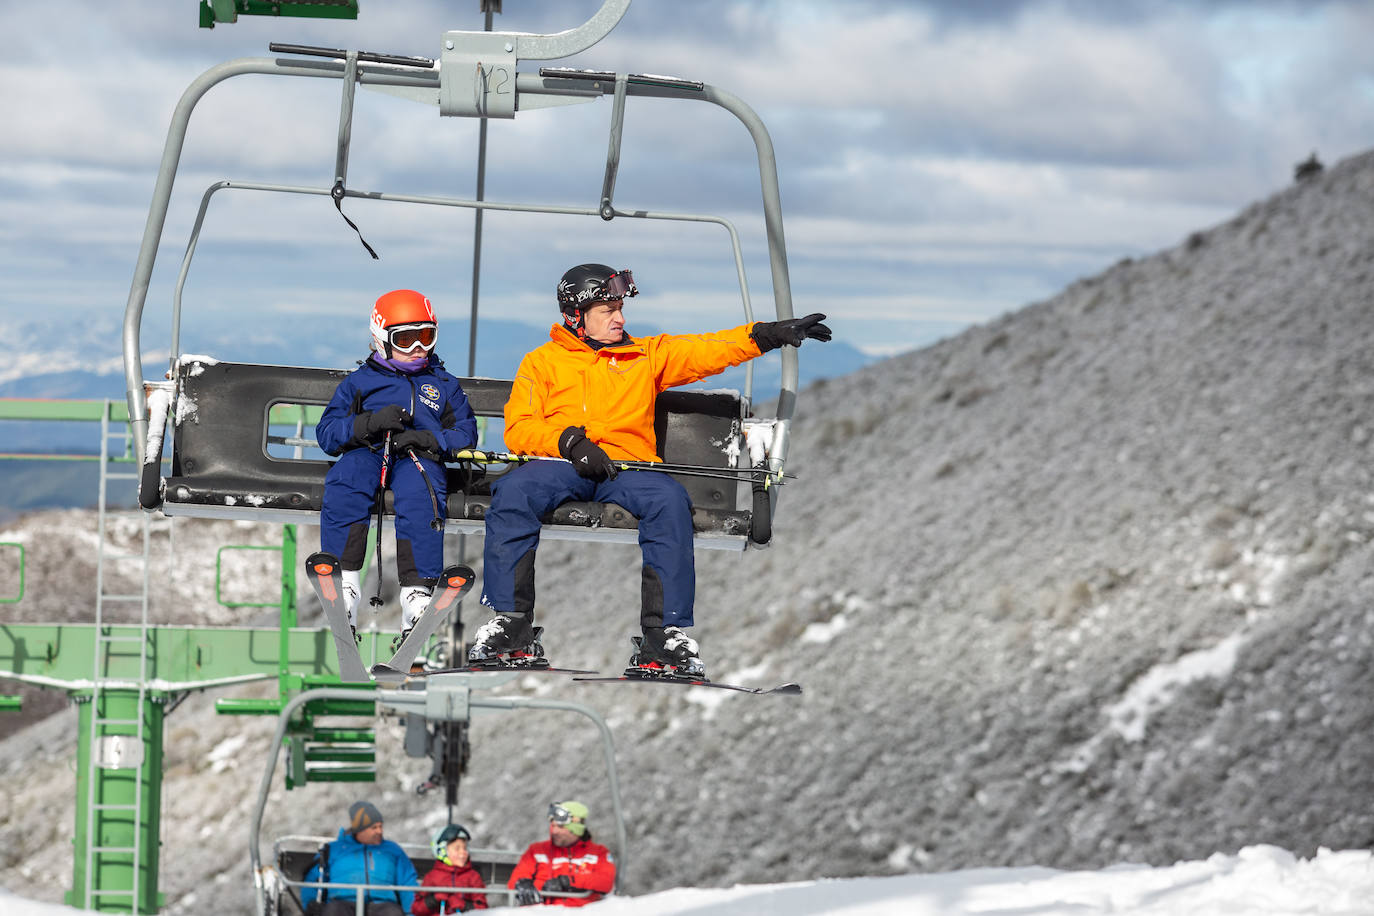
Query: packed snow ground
6 845 1374 915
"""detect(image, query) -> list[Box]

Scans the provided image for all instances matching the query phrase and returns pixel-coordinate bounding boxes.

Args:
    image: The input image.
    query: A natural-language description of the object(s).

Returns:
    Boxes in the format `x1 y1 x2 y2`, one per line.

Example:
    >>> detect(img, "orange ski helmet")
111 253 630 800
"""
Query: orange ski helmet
370 289 437 355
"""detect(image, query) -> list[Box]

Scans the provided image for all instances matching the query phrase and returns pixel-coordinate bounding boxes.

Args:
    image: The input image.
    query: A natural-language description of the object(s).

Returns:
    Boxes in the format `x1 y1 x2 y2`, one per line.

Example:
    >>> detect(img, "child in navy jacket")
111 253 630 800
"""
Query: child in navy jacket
316 290 477 643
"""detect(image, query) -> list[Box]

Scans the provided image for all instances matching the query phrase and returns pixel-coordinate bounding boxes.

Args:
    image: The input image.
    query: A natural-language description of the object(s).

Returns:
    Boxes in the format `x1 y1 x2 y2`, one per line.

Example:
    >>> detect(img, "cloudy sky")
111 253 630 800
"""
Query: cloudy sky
3 0 1371 362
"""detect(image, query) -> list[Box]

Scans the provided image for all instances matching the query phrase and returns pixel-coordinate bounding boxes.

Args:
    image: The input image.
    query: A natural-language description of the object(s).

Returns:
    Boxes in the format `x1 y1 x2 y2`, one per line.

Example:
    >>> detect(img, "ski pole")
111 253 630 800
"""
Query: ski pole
404 446 446 531
449 448 793 482
371 431 392 608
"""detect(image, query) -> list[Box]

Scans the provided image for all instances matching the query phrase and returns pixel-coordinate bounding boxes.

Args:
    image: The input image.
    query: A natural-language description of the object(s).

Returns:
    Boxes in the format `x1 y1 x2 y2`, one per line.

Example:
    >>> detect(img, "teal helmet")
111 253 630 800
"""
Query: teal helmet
431 823 471 863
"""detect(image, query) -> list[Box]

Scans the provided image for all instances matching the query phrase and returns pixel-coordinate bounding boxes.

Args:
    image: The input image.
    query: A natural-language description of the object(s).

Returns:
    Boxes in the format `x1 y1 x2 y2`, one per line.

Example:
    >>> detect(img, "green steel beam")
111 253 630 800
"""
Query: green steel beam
269 404 325 424
0 624 391 685
0 696 21 711
200 0 359 28
0 398 168 462
0 398 133 422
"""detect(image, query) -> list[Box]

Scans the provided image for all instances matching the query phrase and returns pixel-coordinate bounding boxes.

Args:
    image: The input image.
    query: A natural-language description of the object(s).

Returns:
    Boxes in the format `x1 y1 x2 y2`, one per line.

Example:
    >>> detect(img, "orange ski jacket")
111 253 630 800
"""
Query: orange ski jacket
504 323 762 462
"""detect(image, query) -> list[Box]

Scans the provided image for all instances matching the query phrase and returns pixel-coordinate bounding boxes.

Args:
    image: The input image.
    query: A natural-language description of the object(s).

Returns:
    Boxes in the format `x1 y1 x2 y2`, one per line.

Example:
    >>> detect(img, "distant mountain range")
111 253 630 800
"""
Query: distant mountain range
0 313 872 512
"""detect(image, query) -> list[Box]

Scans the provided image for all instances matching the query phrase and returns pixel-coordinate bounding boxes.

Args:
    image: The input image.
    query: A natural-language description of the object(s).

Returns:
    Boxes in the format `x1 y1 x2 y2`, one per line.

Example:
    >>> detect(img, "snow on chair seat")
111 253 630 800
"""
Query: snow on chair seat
149 358 760 549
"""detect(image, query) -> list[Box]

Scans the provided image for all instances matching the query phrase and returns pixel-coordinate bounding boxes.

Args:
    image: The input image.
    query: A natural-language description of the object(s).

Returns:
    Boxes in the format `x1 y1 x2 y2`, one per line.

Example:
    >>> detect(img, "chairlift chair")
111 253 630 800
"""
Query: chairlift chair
124 0 804 552
250 677 627 915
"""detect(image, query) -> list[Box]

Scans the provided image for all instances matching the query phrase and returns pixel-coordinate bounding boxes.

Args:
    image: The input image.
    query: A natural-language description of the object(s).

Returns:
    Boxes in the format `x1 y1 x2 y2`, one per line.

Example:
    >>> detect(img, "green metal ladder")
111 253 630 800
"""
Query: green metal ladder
78 400 160 913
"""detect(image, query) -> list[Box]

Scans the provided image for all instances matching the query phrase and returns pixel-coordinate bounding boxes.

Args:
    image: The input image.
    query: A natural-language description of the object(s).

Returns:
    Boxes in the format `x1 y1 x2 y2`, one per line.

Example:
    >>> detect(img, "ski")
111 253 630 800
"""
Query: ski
304 551 370 683
371 564 476 676
573 671 802 696
373 663 599 682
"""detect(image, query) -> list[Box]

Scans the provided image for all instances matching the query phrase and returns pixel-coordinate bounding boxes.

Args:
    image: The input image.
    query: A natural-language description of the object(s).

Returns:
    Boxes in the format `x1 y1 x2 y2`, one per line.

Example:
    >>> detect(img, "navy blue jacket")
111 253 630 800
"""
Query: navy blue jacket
301 829 420 911
317 354 478 457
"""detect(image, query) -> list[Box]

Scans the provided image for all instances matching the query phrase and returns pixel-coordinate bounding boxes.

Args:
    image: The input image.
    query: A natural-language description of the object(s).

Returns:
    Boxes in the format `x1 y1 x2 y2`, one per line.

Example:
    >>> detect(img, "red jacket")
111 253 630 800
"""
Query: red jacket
411 860 487 913
505 323 762 462
507 836 616 907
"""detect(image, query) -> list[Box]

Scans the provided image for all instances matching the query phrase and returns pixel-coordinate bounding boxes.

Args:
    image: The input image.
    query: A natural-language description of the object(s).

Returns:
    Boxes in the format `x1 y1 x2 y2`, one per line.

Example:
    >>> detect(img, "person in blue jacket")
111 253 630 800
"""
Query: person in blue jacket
302 800 420 916
316 290 478 644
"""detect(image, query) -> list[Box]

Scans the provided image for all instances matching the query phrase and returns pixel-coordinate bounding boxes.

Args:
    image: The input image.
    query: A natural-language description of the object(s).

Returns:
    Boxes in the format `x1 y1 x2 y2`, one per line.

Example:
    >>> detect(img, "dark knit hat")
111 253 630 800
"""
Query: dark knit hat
348 800 383 835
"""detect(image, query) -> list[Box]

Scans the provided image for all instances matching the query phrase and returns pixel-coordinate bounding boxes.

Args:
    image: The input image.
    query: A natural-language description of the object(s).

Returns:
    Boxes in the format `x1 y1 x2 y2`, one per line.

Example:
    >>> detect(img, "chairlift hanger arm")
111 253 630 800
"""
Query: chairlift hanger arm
267 42 435 70
122 55 444 461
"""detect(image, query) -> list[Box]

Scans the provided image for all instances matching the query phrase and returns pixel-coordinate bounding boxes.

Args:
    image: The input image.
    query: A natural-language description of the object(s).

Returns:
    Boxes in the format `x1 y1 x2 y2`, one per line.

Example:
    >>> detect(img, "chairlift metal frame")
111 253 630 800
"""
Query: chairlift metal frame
122 0 802 550
249 677 628 916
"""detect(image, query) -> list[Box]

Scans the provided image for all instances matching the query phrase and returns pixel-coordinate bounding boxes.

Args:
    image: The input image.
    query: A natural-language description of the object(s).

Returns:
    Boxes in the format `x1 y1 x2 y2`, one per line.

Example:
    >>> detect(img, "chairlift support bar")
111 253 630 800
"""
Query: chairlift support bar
266 42 436 70
168 180 756 366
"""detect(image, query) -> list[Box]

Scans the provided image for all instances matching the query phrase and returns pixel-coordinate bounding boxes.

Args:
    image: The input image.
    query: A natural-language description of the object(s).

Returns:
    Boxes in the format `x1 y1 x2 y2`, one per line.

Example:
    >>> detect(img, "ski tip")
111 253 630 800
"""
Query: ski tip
773 683 803 695
370 664 403 676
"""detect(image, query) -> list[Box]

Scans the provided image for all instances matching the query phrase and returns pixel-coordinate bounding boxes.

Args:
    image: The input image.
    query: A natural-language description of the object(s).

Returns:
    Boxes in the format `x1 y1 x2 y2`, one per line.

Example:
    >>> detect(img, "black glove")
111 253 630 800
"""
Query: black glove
558 426 618 481
541 875 572 894
393 429 445 460
422 893 440 912
513 877 541 906
750 312 832 352
353 404 410 442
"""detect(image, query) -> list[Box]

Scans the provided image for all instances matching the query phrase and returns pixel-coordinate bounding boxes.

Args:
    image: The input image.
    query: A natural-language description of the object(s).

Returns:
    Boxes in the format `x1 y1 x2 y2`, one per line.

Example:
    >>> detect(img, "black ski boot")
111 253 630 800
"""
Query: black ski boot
466 613 546 667
630 626 706 678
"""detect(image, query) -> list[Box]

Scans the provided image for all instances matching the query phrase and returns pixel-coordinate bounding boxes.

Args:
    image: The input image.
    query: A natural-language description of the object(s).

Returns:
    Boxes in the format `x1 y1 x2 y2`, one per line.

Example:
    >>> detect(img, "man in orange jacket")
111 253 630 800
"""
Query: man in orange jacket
508 801 615 907
470 263 830 674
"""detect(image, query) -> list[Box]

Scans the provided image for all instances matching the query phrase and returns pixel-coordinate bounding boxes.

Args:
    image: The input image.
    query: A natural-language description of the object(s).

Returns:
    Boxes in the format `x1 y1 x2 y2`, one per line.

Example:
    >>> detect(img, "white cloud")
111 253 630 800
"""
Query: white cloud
3 0 1371 358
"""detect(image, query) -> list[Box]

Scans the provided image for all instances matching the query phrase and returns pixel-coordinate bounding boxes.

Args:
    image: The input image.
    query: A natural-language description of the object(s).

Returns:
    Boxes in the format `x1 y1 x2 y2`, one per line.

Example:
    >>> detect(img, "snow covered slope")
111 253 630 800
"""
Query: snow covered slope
7 845 1374 915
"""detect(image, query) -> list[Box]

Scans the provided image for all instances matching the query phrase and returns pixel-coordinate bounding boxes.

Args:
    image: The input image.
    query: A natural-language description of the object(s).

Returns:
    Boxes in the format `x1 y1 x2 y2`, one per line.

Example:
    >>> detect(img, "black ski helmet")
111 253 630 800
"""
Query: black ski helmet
556 263 637 337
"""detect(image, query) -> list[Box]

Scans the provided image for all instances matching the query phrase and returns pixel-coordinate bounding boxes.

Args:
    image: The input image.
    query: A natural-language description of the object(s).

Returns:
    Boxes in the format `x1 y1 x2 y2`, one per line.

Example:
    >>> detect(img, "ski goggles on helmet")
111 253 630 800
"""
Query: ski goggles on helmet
595 269 636 302
387 322 437 352
547 804 585 826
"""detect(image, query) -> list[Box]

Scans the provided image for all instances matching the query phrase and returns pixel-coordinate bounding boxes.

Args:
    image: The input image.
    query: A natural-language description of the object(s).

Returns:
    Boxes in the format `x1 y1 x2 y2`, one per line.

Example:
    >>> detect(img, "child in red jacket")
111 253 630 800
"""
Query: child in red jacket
412 824 486 913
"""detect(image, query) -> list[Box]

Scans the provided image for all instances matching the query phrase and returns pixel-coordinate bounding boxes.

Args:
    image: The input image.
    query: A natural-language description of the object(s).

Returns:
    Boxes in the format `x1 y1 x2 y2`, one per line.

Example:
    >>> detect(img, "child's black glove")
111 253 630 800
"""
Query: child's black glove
393 429 445 460
354 405 410 441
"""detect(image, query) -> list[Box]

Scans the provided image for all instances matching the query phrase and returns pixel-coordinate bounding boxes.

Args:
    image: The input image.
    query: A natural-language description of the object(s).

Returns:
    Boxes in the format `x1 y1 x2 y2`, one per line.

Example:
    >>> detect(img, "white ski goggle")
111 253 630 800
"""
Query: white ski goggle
548 804 584 826
388 323 437 352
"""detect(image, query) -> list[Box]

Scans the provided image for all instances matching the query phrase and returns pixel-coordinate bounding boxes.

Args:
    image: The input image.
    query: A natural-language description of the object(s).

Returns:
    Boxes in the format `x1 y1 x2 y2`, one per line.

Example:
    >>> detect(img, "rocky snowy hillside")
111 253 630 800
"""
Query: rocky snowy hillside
3 150 1374 912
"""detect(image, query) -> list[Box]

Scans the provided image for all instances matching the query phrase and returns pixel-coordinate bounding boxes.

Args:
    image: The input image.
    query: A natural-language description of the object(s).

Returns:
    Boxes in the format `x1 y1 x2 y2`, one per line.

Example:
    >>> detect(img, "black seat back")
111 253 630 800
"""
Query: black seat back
161 360 755 542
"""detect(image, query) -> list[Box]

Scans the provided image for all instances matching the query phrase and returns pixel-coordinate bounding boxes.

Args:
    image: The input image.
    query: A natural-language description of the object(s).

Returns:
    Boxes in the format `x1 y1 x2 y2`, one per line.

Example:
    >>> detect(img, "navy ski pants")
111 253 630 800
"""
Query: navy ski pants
480 459 696 627
320 447 447 583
